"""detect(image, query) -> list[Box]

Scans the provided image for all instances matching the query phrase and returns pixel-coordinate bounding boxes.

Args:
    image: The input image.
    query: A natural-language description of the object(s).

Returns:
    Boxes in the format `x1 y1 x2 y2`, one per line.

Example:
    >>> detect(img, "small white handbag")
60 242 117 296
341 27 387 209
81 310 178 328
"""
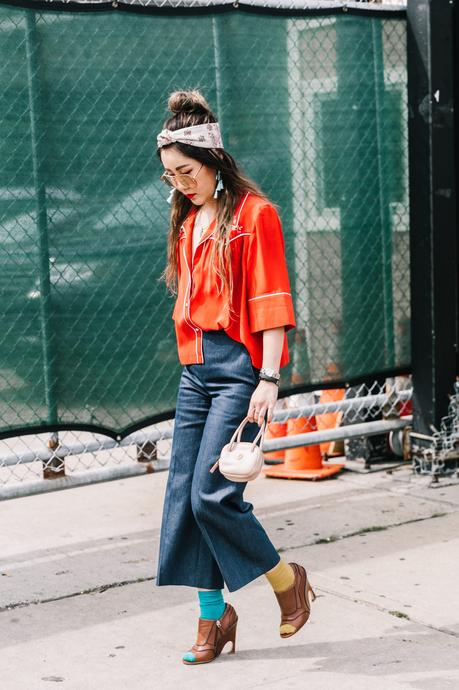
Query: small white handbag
209 416 266 482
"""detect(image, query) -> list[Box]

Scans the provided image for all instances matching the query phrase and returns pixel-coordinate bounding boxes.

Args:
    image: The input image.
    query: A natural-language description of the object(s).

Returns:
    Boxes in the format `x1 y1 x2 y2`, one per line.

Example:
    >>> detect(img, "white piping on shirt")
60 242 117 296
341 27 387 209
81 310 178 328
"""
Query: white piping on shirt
179 192 250 246
177 193 252 361
235 191 249 225
192 191 251 251
198 229 250 247
248 291 291 301
228 232 251 243
182 244 203 362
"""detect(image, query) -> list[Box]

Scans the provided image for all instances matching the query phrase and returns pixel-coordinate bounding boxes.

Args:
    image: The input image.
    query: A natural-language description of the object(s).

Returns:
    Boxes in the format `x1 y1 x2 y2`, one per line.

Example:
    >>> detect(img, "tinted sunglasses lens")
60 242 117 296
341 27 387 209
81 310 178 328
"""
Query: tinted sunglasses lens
160 173 197 188
160 174 173 187
177 174 197 188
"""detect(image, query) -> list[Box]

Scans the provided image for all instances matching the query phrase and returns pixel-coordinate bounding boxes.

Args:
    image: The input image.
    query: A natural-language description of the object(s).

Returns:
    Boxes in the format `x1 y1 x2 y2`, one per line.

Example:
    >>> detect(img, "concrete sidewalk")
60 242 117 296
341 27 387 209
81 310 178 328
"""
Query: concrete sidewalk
1 465 458 690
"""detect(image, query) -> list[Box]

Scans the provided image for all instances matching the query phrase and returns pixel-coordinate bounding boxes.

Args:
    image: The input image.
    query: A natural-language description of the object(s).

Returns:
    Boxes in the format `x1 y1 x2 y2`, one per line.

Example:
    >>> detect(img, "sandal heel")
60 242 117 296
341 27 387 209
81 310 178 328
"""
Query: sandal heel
307 581 317 602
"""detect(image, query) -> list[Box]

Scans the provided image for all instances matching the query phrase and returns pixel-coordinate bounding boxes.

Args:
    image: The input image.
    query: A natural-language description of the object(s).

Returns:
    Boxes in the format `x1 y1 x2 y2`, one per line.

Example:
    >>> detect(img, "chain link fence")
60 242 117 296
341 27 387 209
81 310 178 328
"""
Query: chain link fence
411 382 459 480
0 377 413 498
0 1 411 497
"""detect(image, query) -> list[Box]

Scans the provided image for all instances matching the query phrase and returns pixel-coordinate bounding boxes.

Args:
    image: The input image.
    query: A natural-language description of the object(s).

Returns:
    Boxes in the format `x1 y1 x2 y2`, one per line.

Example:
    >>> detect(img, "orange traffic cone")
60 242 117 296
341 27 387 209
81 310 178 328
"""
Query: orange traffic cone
263 399 287 465
394 376 413 417
316 388 346 457
263 420 287 464
264 394 344 480
399 399 413 417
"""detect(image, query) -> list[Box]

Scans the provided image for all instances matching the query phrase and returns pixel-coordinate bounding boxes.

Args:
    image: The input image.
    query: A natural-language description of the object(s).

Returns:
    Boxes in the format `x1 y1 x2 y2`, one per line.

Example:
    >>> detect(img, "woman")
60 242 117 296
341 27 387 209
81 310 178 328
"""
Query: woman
155 89 316 665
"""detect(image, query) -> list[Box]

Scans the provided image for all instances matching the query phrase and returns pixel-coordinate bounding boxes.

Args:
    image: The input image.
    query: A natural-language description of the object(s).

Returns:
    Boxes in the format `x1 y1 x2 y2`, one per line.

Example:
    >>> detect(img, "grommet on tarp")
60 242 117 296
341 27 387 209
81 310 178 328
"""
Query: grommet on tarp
112 1 118 7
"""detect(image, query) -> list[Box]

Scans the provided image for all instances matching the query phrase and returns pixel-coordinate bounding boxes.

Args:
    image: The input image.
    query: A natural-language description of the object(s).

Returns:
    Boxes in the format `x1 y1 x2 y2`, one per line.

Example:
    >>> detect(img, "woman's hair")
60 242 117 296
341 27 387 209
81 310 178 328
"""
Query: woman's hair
157 89 271 308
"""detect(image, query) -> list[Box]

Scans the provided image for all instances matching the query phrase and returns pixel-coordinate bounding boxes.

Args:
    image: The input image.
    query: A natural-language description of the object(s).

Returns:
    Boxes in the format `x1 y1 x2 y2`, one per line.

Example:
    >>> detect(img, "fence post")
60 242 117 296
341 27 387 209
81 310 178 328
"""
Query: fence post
407 0 458 433
335 17 394 376
214 13 296 385
25 11 63 477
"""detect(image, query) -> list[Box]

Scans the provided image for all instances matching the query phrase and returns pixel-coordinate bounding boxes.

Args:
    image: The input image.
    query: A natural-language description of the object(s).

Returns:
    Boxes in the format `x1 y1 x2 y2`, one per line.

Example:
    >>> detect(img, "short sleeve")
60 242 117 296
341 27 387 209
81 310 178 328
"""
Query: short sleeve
245 203 296 334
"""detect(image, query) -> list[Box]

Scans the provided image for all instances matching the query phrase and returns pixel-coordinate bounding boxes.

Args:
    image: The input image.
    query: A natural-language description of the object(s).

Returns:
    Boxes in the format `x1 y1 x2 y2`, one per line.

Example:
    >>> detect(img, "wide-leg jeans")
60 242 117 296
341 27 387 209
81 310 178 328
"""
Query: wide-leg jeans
156 329 280 592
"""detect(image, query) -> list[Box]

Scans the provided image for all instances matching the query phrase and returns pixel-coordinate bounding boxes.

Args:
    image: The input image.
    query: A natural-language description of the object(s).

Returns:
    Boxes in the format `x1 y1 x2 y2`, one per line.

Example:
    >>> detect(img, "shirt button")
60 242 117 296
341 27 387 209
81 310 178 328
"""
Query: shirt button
195 328 199 332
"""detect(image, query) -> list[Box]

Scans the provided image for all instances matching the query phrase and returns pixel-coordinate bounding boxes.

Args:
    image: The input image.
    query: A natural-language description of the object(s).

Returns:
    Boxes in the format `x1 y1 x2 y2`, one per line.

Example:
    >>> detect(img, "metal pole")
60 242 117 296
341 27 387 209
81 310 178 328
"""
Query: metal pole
407 0 458 432
25 12 57 425
263 417 411 452
335 16 390 376
371 20 395 366
0 461 170 502
1 388 412 468
213 12 296 385
25 11 62 477
0 416 411 501
0 426 173 468
211 16 224 131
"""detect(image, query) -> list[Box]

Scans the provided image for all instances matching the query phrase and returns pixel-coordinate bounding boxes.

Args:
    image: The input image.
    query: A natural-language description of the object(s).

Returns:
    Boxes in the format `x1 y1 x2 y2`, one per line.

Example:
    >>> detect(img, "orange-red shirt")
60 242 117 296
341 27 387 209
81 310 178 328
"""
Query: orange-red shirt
172 191 296 369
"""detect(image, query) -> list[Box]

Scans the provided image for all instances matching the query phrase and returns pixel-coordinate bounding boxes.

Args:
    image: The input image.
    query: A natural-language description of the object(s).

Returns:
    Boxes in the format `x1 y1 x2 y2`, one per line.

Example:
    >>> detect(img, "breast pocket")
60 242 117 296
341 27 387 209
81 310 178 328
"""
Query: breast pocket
228 229 250 270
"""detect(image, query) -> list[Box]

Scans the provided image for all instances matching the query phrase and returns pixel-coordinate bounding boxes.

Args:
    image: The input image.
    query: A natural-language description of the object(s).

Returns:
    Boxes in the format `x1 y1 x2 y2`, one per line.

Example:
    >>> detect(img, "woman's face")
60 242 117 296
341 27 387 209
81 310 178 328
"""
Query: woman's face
160 147 216 206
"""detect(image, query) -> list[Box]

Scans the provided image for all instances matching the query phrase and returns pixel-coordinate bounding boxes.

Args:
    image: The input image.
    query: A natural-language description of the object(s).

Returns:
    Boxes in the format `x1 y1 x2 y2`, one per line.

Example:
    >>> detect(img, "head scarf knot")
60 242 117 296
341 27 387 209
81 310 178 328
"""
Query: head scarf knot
157 122 223 149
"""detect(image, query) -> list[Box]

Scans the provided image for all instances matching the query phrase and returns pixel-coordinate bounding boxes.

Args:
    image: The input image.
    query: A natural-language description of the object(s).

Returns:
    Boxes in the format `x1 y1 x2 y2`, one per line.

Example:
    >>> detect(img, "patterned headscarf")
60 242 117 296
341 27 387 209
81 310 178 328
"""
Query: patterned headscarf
157 122 224 149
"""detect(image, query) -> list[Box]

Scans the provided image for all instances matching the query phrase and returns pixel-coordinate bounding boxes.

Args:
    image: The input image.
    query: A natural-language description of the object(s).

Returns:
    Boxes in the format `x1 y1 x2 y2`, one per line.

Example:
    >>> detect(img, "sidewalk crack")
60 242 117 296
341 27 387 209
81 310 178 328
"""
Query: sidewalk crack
0 575 156 612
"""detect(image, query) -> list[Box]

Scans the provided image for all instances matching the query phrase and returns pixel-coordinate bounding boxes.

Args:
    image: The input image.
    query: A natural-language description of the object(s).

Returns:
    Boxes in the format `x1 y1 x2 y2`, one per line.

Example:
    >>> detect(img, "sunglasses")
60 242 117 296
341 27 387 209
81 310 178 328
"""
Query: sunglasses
160 162 203 189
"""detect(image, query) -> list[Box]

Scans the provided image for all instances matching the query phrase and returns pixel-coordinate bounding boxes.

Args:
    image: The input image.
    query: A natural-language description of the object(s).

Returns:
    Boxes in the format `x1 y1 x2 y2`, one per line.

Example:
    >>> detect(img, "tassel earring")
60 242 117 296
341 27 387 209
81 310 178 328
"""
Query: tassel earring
166 188 175 205
213 170 224 199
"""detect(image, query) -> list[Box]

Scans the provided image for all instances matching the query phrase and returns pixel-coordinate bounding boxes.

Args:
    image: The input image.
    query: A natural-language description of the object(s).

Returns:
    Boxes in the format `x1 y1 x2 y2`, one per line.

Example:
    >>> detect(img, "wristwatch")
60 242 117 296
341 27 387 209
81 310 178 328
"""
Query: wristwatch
259 367 280 385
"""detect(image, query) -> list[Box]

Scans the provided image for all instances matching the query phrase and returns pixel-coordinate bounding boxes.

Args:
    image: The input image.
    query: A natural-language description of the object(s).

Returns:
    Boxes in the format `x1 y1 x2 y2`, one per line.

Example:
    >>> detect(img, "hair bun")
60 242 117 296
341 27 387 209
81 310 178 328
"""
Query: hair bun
167 90 211 115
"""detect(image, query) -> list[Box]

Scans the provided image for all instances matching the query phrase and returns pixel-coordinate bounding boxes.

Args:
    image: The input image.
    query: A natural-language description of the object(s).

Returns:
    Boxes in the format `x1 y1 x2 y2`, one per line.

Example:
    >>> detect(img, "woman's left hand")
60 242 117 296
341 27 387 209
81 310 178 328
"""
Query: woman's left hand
247 380 279 426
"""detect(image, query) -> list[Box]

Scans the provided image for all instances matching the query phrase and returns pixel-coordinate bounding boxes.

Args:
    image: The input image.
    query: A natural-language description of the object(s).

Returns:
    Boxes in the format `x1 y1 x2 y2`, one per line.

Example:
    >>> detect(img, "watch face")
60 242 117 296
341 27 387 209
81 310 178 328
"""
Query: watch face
261 368 280 379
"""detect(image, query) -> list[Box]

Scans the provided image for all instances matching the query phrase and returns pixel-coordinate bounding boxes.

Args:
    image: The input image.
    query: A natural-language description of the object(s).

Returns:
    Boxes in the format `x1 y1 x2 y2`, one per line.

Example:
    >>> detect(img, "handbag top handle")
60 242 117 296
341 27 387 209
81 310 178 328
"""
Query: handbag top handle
229 415 266 452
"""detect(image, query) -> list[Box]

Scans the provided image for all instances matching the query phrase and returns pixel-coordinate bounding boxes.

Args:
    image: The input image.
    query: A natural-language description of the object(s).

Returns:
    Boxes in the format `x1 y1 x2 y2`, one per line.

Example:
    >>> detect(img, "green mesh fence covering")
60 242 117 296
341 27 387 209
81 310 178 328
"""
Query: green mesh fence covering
0 4 410 439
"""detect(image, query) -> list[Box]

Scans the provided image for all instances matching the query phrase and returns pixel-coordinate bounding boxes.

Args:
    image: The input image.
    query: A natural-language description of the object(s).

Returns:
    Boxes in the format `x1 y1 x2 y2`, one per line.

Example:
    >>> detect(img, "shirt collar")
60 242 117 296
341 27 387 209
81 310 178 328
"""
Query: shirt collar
179 192 249 239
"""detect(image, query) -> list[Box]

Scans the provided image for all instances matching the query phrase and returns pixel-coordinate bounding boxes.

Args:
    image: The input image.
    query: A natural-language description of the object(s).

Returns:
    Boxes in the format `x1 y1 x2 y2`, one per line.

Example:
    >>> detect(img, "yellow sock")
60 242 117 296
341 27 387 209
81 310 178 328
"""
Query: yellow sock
265 559 295 592
265 559 296 636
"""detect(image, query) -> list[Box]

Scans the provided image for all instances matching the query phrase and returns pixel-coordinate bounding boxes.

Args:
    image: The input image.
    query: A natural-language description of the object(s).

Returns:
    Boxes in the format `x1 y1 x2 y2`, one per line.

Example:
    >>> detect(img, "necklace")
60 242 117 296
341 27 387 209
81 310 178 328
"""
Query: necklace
194 207 216 238
192 207 216 260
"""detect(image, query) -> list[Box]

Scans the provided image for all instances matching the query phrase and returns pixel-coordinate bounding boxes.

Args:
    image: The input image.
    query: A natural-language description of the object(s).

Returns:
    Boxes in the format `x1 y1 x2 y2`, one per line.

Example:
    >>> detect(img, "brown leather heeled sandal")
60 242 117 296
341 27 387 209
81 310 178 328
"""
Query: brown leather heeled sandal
182 603 238 665
274 562 316 638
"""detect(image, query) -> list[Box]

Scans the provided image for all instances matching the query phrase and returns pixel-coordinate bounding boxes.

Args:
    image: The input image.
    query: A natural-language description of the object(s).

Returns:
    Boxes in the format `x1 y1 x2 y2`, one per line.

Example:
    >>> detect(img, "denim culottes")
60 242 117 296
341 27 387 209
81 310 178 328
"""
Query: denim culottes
156 330 280 592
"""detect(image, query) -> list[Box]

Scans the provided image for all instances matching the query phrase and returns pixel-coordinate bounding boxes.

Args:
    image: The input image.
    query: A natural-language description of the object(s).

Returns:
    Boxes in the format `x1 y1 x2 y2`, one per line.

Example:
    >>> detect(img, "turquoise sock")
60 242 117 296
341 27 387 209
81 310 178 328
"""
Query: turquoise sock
182 590 226 663
198 589 226 620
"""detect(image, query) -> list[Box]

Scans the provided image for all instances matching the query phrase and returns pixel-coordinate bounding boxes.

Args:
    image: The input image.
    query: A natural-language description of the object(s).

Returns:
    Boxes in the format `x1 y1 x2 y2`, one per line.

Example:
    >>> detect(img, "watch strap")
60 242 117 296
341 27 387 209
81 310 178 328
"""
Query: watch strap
259 372 280 386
